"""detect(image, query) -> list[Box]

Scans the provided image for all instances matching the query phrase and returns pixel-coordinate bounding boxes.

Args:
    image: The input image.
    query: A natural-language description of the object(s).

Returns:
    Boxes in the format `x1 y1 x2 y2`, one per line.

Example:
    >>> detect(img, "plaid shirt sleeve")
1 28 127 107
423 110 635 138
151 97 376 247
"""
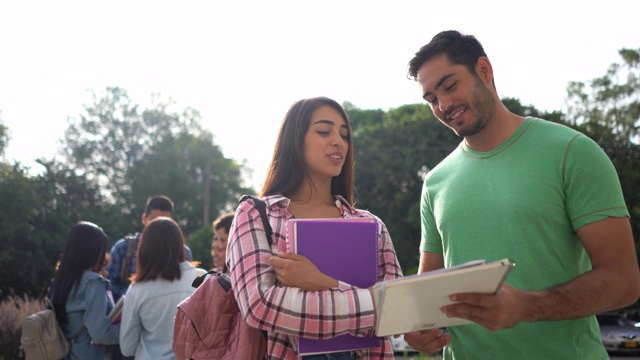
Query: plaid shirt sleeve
228 197 401 359
106 239 128 301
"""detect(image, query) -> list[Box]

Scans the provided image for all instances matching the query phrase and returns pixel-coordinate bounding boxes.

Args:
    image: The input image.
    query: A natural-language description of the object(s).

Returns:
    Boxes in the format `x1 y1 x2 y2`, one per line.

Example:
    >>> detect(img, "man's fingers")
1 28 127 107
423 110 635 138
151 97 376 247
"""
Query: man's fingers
404 329 450 355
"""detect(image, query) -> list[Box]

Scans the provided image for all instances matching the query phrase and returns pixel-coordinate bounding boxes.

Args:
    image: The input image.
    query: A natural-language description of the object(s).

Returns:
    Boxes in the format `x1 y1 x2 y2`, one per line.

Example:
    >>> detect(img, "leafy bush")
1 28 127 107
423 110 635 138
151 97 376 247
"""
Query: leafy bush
0 294 43 360
187 225 214 271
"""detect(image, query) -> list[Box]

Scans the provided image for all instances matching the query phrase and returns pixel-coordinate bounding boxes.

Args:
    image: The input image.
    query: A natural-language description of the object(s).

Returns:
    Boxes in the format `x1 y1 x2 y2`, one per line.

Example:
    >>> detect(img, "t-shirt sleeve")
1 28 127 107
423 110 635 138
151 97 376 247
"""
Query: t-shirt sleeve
420 180 443 253
564 134 629 230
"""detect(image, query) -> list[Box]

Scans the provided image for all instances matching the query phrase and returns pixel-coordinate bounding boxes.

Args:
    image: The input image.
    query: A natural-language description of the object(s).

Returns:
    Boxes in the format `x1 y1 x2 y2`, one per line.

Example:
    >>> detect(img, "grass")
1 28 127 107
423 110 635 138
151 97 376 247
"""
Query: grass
0 293 44 360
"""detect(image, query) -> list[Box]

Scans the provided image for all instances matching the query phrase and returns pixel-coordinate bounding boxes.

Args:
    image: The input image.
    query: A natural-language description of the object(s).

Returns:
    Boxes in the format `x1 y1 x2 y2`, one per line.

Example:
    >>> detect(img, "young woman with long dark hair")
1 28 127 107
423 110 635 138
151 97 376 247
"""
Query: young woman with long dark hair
227 97 403 359
49 221 120 359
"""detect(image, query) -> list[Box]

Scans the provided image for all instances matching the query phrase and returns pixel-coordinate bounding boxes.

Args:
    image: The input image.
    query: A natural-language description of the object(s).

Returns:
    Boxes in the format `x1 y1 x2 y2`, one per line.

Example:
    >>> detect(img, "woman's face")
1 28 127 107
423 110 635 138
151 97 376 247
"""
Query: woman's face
211 228 229 269
303 105 349 182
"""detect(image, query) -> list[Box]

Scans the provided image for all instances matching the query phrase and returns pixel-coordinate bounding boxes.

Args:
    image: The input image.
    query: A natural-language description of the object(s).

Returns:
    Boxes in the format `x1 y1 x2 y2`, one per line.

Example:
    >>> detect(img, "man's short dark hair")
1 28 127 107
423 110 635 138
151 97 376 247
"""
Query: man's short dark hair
408 30 487 80
145 195 174 215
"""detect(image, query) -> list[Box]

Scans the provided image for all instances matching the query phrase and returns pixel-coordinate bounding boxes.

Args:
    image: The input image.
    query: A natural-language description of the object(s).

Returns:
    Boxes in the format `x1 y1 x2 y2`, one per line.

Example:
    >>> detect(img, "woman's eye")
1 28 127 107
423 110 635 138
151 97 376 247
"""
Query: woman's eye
317 131 329 136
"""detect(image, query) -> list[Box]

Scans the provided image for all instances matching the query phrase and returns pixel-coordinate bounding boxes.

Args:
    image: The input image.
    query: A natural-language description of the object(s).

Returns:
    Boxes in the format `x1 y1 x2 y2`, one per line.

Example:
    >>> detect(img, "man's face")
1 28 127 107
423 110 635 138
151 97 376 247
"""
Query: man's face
417 53 496 138
211 228 229 269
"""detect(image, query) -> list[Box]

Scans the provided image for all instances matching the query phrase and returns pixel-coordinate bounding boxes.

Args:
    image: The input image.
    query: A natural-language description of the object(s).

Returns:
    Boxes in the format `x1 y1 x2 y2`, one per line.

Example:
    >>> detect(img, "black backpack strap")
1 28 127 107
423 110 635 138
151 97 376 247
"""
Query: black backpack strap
239 195 273 246
238 196 272 344
120 234 138 285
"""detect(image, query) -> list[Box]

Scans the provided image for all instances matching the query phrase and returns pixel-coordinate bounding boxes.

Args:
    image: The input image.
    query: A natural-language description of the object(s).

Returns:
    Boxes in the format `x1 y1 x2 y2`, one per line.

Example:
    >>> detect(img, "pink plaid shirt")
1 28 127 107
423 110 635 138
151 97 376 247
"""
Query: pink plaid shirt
228 195 403 359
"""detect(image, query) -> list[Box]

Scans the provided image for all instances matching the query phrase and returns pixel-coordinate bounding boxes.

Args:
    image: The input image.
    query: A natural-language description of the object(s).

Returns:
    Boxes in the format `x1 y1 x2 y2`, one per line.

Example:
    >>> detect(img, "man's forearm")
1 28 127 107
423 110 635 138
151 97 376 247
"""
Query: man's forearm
523 267 639 322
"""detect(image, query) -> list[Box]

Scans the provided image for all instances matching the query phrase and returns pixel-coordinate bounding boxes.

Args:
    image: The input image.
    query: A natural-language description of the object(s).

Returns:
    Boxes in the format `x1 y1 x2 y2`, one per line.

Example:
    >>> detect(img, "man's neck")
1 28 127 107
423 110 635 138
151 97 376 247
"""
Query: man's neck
464 112 525 152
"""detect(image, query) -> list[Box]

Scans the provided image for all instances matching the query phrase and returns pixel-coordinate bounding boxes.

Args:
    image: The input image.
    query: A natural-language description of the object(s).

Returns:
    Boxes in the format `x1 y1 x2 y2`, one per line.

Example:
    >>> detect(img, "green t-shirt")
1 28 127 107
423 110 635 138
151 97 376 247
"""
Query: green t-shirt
420 117 628 360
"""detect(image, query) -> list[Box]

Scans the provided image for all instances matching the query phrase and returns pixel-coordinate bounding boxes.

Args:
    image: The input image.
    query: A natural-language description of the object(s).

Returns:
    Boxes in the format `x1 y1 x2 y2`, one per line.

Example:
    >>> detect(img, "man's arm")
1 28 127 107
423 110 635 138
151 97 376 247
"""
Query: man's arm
418 251 445 273
106 240 127 302
442 216 640 330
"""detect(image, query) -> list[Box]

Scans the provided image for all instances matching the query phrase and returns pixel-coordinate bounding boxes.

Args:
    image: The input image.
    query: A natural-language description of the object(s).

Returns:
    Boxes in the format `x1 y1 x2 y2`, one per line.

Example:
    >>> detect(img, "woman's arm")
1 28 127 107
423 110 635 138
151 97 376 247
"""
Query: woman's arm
228 200 376 339
376 218 403 281
119 286 141 356
82 278 120 345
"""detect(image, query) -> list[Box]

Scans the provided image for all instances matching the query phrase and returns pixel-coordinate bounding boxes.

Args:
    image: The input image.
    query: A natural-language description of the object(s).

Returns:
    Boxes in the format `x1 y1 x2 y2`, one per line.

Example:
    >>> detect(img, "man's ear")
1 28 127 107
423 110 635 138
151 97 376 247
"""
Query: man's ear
141 213 148 226
475 56 493 83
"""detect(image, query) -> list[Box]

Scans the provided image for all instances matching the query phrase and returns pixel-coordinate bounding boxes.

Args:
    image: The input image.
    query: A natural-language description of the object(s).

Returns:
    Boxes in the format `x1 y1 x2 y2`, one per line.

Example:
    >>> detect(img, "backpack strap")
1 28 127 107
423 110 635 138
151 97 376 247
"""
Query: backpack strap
192 197 273 286
239 195 273 246
45 297 86 342
234 195 273 276
120 234 138 285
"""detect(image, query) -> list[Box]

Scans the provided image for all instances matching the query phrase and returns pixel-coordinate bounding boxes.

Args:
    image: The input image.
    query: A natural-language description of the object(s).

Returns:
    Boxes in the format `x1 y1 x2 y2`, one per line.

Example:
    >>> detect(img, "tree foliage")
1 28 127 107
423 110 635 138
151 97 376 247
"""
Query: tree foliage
349 103 459 273
61 87 252 238
62 87 201 207
0 112 8 157
186 225 215 271
128 131 252 235
0 160 117 299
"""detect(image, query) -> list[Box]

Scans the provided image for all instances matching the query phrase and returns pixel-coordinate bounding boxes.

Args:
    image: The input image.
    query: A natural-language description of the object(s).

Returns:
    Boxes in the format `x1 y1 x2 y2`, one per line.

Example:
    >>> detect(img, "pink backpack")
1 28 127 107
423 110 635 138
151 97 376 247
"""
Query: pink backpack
173 196 270 360
173 270 267 360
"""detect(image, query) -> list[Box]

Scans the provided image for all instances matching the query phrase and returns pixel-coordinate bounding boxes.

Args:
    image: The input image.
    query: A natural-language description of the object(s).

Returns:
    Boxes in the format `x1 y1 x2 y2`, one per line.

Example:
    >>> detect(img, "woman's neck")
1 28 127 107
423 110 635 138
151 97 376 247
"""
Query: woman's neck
289 180 340 219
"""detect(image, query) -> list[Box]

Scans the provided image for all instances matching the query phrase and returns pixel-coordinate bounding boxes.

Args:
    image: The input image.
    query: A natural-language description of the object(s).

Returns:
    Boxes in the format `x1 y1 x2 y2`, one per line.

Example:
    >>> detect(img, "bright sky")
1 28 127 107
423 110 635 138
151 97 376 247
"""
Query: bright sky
1 1 638 190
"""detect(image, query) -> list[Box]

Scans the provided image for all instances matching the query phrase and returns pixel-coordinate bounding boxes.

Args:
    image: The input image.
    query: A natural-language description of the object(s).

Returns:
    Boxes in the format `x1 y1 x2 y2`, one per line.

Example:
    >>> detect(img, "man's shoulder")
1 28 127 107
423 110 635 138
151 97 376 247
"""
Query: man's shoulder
528 117 583 141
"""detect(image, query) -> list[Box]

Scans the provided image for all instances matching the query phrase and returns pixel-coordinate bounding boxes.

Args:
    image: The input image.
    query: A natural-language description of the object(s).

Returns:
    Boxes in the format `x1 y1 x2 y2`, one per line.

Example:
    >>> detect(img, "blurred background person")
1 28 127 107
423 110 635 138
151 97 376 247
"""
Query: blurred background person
49 221 121 359
107 194 193 302
211 211 234 273
119 217 197 360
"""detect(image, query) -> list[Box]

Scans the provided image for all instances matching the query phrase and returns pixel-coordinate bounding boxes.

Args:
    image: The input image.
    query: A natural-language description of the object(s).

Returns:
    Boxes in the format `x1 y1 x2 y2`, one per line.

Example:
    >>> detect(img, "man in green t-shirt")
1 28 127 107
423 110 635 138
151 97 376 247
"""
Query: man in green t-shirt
402 30 640 360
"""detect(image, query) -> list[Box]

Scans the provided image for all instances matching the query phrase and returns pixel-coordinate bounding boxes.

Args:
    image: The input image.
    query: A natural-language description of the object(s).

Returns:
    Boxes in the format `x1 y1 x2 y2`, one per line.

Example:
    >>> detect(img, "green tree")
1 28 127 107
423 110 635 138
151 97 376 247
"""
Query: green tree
128 131 252 236
349 103 459 273
0 163 41 298
62 87 252 237
0 159 116 299
187 225 215 271
0 112 8 157
62 87 199 208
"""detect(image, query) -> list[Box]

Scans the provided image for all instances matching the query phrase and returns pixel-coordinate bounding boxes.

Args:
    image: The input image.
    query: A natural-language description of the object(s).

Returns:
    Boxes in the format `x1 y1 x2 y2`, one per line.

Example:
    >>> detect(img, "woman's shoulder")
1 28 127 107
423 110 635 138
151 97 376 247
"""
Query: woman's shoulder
237 194 287 211
81 270 110 287
335 196 382 222
70 271 110 301
349 207 381 222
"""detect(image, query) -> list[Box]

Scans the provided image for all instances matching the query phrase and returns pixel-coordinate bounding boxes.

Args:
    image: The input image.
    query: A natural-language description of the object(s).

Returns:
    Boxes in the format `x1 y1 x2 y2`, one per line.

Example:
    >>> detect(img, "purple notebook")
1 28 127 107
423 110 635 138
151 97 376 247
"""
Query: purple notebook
287 218 381 355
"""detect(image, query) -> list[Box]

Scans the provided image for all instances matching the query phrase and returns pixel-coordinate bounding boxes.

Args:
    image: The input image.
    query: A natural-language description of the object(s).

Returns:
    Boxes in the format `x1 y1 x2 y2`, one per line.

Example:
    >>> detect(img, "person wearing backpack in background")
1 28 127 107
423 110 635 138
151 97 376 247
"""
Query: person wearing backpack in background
227 96 403 359
48 221 121 359
119 216 197 360
106 195 194 360
106 195 194 303
211 211 234 273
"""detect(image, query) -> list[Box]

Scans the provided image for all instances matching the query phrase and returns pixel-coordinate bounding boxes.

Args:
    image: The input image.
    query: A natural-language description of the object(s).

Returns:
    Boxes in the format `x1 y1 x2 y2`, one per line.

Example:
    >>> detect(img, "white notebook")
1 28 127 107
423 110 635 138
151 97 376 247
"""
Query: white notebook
373 258 514 337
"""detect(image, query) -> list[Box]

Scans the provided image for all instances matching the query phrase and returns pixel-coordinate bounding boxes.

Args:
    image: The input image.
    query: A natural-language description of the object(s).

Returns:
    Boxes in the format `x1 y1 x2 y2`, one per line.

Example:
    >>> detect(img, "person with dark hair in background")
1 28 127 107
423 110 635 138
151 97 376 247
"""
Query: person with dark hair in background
49 221 120 359
106 194 193 303
211 211 234 273
119 216 197 359
227 96 403 359
402 30 640 359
